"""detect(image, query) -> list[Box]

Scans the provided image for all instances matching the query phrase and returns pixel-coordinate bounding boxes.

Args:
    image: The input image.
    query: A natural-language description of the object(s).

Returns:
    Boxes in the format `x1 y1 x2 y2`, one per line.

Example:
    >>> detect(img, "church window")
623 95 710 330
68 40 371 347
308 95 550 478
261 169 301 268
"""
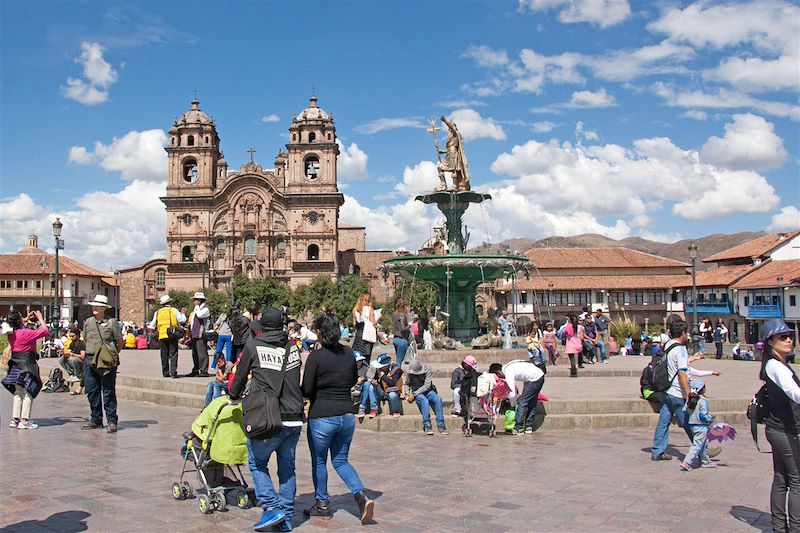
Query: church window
215 237 225 256
305 156 320 180
181 214 192 226
155 269 166 290
187 135 195 146
306 211 319 225
244 235 256 256
276 238 286 251
182 246 195 262
307 244 319 261
292 133 297 142
246 266 254 279
171 137 176 145
327 133 332 141
308 132 317 144
183 159 199 183
205 136 209 144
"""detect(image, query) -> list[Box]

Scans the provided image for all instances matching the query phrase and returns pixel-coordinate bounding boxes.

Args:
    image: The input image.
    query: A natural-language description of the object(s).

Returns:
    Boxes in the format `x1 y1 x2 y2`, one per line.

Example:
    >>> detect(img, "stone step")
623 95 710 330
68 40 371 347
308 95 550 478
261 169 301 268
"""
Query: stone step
425 363 642 378
115 385 205 411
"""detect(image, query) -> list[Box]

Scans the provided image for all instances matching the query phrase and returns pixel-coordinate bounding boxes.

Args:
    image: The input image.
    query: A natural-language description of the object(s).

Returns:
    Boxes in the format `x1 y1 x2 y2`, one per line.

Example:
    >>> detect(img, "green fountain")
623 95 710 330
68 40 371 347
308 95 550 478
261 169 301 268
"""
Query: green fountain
379 116 533 341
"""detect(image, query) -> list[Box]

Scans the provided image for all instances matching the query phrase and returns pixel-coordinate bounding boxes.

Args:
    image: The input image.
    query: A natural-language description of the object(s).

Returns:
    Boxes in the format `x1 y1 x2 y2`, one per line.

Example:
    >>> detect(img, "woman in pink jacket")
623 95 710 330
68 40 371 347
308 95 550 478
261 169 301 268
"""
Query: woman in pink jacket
564 315 585 378
3 310 50 429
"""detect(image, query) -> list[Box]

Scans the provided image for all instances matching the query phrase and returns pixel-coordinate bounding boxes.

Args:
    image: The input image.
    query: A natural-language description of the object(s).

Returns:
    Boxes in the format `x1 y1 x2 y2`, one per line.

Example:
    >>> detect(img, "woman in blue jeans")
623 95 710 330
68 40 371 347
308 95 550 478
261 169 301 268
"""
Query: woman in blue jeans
391 299 412 368
301 314 375 525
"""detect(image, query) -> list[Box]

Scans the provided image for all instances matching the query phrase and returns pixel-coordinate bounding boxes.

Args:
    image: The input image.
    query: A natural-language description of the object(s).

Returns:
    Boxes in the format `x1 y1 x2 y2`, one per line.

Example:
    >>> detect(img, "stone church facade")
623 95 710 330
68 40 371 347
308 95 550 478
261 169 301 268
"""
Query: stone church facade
119 96 393 323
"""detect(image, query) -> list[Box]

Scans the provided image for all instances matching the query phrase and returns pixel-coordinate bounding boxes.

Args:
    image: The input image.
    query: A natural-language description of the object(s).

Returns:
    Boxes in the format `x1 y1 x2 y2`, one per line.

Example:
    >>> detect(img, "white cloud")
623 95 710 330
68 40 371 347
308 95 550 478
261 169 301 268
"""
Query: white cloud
700 114 788 171
261 114 280 123
440 99 486 108
394 161 440 197
340 194 436 250
574 121 599 141
532 121 559 133
0 181 167 269
354 118 426 134
567 89 617 108
518 0 631 28
672 170 779 219
336 140 369 180
590 41 695 81
706 55 800 93
654 83 800 120
68 129 168 181
640 231 683 243
681 110 708 121
60 42 118 105
449 109 507 141
463 45 510 68
766 206 800 233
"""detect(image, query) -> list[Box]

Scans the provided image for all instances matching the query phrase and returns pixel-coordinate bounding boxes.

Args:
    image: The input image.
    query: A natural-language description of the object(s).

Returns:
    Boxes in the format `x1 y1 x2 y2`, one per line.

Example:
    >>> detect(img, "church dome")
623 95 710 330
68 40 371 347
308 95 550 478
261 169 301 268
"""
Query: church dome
296 96 329 121
176 99 215 127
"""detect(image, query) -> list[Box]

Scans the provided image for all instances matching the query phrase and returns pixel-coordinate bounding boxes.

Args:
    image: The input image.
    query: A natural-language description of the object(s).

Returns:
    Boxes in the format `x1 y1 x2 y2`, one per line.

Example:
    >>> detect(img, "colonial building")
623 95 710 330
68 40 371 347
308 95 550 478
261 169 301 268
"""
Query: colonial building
119 96 392 322
0 235 118 324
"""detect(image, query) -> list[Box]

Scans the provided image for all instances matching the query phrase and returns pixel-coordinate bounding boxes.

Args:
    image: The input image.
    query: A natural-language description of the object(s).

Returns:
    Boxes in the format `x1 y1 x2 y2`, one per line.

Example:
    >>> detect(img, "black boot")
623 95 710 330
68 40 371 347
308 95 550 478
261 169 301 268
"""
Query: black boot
303 501 332 520
354 491 374 525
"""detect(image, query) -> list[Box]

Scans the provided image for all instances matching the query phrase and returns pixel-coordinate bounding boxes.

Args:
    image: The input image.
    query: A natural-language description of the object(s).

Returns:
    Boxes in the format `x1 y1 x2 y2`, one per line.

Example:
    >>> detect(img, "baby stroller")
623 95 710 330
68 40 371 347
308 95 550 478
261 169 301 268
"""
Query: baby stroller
463 374 511 438
171 396 255 514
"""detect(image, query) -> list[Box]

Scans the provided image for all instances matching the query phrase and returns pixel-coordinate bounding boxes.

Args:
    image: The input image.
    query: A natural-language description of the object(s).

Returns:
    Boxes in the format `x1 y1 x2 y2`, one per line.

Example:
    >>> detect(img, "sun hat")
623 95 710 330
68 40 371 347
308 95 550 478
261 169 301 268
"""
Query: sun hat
407 359 427 375
259 308 284 330
370 353 392 369
689 379 705 394
88 295 110 307
462 355 478 370
192 291 206 300
354 351 366 362
159 294 172 305
762 319 792 341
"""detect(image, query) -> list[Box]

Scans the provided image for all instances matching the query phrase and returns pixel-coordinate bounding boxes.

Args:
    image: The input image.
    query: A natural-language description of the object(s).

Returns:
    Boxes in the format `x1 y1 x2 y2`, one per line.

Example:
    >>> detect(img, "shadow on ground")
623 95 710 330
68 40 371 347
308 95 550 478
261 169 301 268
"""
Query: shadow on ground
4 510 90 532
293 489 384 527
730 505 771 532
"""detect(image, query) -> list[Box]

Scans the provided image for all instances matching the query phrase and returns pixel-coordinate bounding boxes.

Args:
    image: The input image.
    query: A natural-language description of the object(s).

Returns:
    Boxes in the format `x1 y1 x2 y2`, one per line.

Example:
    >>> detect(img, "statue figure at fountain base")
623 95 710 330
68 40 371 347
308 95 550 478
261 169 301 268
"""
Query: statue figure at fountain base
470 333 502 350
429 309 463 350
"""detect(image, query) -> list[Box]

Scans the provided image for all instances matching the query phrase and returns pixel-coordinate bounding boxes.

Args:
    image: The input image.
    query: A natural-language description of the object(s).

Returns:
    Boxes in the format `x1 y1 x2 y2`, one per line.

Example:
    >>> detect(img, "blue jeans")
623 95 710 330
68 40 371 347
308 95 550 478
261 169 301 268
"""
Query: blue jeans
376 387 401 414
415 390 445 429
393 337 409 367
302 339 316 352
528 347 547 366
307 414 365 503
204 380 227 406
651 394 692 458
597 340 607 362
213 335 233 364
515 377 545 431
83 363 117 425
248 425 302 524
358 383 378 412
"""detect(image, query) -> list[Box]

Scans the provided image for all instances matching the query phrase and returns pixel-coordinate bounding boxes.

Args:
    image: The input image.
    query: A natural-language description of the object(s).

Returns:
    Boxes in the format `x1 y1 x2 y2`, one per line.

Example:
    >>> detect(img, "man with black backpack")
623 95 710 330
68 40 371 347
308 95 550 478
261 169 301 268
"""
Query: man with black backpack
650 319 693 461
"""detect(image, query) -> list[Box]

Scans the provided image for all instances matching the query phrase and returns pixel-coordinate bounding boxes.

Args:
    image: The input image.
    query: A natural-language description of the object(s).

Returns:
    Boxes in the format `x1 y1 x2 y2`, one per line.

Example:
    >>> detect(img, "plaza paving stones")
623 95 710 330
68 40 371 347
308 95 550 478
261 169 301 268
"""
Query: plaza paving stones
1 388 776 532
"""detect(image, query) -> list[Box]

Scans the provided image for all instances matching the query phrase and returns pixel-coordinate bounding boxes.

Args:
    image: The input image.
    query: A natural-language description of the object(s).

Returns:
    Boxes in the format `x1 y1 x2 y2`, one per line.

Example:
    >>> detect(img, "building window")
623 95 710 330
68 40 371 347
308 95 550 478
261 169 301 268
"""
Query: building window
791 295 797 307
308 132 317 143
155 269 166 290
645 291 664 304
244 235 256 256
35 280 42 289
520 292 528 305
307 244 319 261
610 291 626 305
183 158 198 183
182 246 194 262
105 288 109 297
181 213 193 226
16 280 23 289
187 135 194 146
720 293 728 302
304 156 320 180
574 292 589 305
276 237 286 251
772 295 779 306
215 238 225 256
744 296 749 307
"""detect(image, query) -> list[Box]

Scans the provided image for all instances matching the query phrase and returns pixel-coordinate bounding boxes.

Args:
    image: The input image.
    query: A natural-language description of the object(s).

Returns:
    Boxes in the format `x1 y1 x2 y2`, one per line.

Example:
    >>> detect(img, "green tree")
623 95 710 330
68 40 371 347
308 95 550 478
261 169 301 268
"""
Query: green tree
231 276 291 313
388 278 437 317
167 290 193 315
290 275 369 324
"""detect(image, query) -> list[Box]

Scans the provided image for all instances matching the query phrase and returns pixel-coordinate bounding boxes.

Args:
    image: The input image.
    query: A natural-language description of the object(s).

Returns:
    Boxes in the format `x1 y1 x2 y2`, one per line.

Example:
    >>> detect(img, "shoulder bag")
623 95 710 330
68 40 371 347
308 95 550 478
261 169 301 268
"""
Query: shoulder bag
91 318 120 376
242 344 289 440
165 308 185 342
362 318 378 344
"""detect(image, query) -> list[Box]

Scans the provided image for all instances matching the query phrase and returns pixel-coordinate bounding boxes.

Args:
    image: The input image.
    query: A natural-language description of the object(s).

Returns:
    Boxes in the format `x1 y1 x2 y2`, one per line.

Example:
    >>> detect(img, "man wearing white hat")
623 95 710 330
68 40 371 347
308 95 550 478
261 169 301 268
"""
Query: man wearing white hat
82 294 123 432
149 294 186 378
187 292 211 377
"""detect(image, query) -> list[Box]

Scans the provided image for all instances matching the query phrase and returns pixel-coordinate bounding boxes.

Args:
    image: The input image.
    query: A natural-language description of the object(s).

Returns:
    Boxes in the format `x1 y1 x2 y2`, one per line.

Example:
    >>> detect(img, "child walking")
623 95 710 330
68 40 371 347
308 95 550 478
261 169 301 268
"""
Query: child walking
680 379 718 470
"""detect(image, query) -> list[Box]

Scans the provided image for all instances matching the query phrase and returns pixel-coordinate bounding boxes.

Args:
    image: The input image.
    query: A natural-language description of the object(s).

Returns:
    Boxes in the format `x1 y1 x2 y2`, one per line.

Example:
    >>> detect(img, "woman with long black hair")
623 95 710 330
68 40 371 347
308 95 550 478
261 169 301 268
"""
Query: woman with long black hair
760 318 800 532
2 310 49 429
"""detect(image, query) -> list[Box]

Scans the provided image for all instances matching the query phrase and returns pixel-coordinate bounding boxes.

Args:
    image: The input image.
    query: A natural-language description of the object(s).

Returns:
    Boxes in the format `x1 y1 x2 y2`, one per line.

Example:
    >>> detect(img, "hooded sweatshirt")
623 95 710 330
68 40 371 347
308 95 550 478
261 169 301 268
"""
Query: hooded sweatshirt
228 329 303 424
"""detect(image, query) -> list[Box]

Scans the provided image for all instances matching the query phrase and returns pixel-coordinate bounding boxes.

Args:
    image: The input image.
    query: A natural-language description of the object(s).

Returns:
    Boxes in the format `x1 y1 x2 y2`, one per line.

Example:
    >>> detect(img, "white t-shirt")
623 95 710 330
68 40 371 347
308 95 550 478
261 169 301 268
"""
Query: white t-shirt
502 360 545 405
766 359 800 404
664 339 689 399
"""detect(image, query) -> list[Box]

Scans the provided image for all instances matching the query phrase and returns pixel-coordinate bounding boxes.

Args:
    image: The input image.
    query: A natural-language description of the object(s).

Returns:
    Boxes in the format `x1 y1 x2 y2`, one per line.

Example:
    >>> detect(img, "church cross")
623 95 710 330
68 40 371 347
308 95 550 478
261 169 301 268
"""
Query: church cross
193 88 199 100
247 146 256 163
310 84 317 97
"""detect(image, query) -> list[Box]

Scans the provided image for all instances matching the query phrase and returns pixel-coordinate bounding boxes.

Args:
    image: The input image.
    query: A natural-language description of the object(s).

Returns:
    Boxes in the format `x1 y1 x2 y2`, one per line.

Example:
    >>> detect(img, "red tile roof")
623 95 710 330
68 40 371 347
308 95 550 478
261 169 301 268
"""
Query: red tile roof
703 231 800 263
525 247 689 269
0 247 110 278
732 260 800 289
672 264 756 288
501 274 691 291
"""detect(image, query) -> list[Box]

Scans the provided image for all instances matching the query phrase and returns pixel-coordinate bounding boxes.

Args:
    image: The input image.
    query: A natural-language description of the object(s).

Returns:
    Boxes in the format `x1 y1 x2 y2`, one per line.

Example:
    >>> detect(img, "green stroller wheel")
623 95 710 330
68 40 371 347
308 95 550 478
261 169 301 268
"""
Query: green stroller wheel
181 481 193 499
211 491 226 512
198 494 212 514
234 489 250 509
171 482 185 500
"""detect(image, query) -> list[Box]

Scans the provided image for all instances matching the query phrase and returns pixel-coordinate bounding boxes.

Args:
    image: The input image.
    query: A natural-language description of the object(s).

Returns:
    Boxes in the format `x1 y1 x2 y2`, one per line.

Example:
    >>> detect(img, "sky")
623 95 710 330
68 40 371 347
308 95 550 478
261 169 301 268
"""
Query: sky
1 0 798 271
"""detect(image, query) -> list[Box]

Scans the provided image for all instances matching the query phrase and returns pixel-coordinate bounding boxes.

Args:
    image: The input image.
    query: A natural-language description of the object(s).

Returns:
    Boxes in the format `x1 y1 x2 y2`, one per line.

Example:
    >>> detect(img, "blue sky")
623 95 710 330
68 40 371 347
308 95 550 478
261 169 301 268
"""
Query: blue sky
1 0 798 270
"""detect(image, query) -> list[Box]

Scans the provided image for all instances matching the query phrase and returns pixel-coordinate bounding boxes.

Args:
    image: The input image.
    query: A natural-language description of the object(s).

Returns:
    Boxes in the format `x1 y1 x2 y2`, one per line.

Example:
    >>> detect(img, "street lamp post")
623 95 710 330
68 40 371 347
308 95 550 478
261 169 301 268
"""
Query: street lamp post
113 269 121 321
778 276 785 320
39 256 48 319
547 281 554 324
688 242 698 352
52 218 63 327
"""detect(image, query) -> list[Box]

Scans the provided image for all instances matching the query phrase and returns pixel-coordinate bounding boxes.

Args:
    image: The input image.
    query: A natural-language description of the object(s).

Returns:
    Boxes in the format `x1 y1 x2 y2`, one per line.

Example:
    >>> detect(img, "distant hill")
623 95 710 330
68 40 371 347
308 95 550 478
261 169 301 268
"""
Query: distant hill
469 231 766 269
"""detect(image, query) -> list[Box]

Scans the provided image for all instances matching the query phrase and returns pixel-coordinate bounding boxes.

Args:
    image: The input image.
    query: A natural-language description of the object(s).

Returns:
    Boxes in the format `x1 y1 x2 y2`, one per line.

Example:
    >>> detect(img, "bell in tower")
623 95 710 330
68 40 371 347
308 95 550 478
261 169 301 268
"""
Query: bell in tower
166 97 223 195
285 96 339 192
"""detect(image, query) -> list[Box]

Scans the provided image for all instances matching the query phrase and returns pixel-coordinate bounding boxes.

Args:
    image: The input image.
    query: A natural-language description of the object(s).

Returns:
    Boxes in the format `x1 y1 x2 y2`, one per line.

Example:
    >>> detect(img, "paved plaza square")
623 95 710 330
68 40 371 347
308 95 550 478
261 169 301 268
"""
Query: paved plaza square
1 356 775 532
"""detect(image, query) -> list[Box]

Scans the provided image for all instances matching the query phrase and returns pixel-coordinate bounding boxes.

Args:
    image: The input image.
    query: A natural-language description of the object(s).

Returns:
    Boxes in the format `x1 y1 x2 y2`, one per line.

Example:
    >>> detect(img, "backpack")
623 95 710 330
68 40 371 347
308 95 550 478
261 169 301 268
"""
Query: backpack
135 335 148 350
640 343 682 399
229 310 252 346
746 384 769 451
42 367 68 393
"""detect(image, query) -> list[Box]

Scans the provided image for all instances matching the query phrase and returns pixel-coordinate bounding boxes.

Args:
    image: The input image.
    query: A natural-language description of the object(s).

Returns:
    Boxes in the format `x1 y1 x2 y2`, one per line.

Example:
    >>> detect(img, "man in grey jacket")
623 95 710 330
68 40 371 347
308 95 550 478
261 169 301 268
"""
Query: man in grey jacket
404 360 447 435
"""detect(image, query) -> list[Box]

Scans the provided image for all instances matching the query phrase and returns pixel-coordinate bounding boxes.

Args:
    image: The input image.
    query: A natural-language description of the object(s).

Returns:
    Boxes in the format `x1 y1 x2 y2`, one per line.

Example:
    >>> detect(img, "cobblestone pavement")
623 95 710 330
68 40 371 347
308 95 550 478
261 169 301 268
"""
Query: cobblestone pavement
1 392 772 532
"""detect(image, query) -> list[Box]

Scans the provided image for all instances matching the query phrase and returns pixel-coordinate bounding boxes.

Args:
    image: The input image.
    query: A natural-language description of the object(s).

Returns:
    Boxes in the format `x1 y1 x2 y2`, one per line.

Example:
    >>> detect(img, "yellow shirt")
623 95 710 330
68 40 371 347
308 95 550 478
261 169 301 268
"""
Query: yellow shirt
156 307 178 340
124 333 136 349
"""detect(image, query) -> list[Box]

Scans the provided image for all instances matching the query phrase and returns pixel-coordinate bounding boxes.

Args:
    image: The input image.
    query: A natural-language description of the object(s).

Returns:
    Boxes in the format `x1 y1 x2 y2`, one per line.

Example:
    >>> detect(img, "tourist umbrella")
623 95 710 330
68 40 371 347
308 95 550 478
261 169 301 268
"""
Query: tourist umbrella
707 422 737 443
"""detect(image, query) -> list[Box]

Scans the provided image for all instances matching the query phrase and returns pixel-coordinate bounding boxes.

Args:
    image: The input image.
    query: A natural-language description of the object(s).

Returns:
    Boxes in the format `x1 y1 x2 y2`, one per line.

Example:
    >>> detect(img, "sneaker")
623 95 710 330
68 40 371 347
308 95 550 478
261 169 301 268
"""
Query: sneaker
17 420 38 430
354 491 374 525
107 423 118 434
679 461 693 471
438 426 449 435
81 422 104 430
700 461 719 469
512 428 524 436
392 413 401 418
276 520 292 532
368 410 378 419
651 453 673 461
253 509 285 531
524 428 533 434
424 425 434 435
357 410 366 420
602 360 609 364
303 501 332 520
451 412 461 418
9 419 19 428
